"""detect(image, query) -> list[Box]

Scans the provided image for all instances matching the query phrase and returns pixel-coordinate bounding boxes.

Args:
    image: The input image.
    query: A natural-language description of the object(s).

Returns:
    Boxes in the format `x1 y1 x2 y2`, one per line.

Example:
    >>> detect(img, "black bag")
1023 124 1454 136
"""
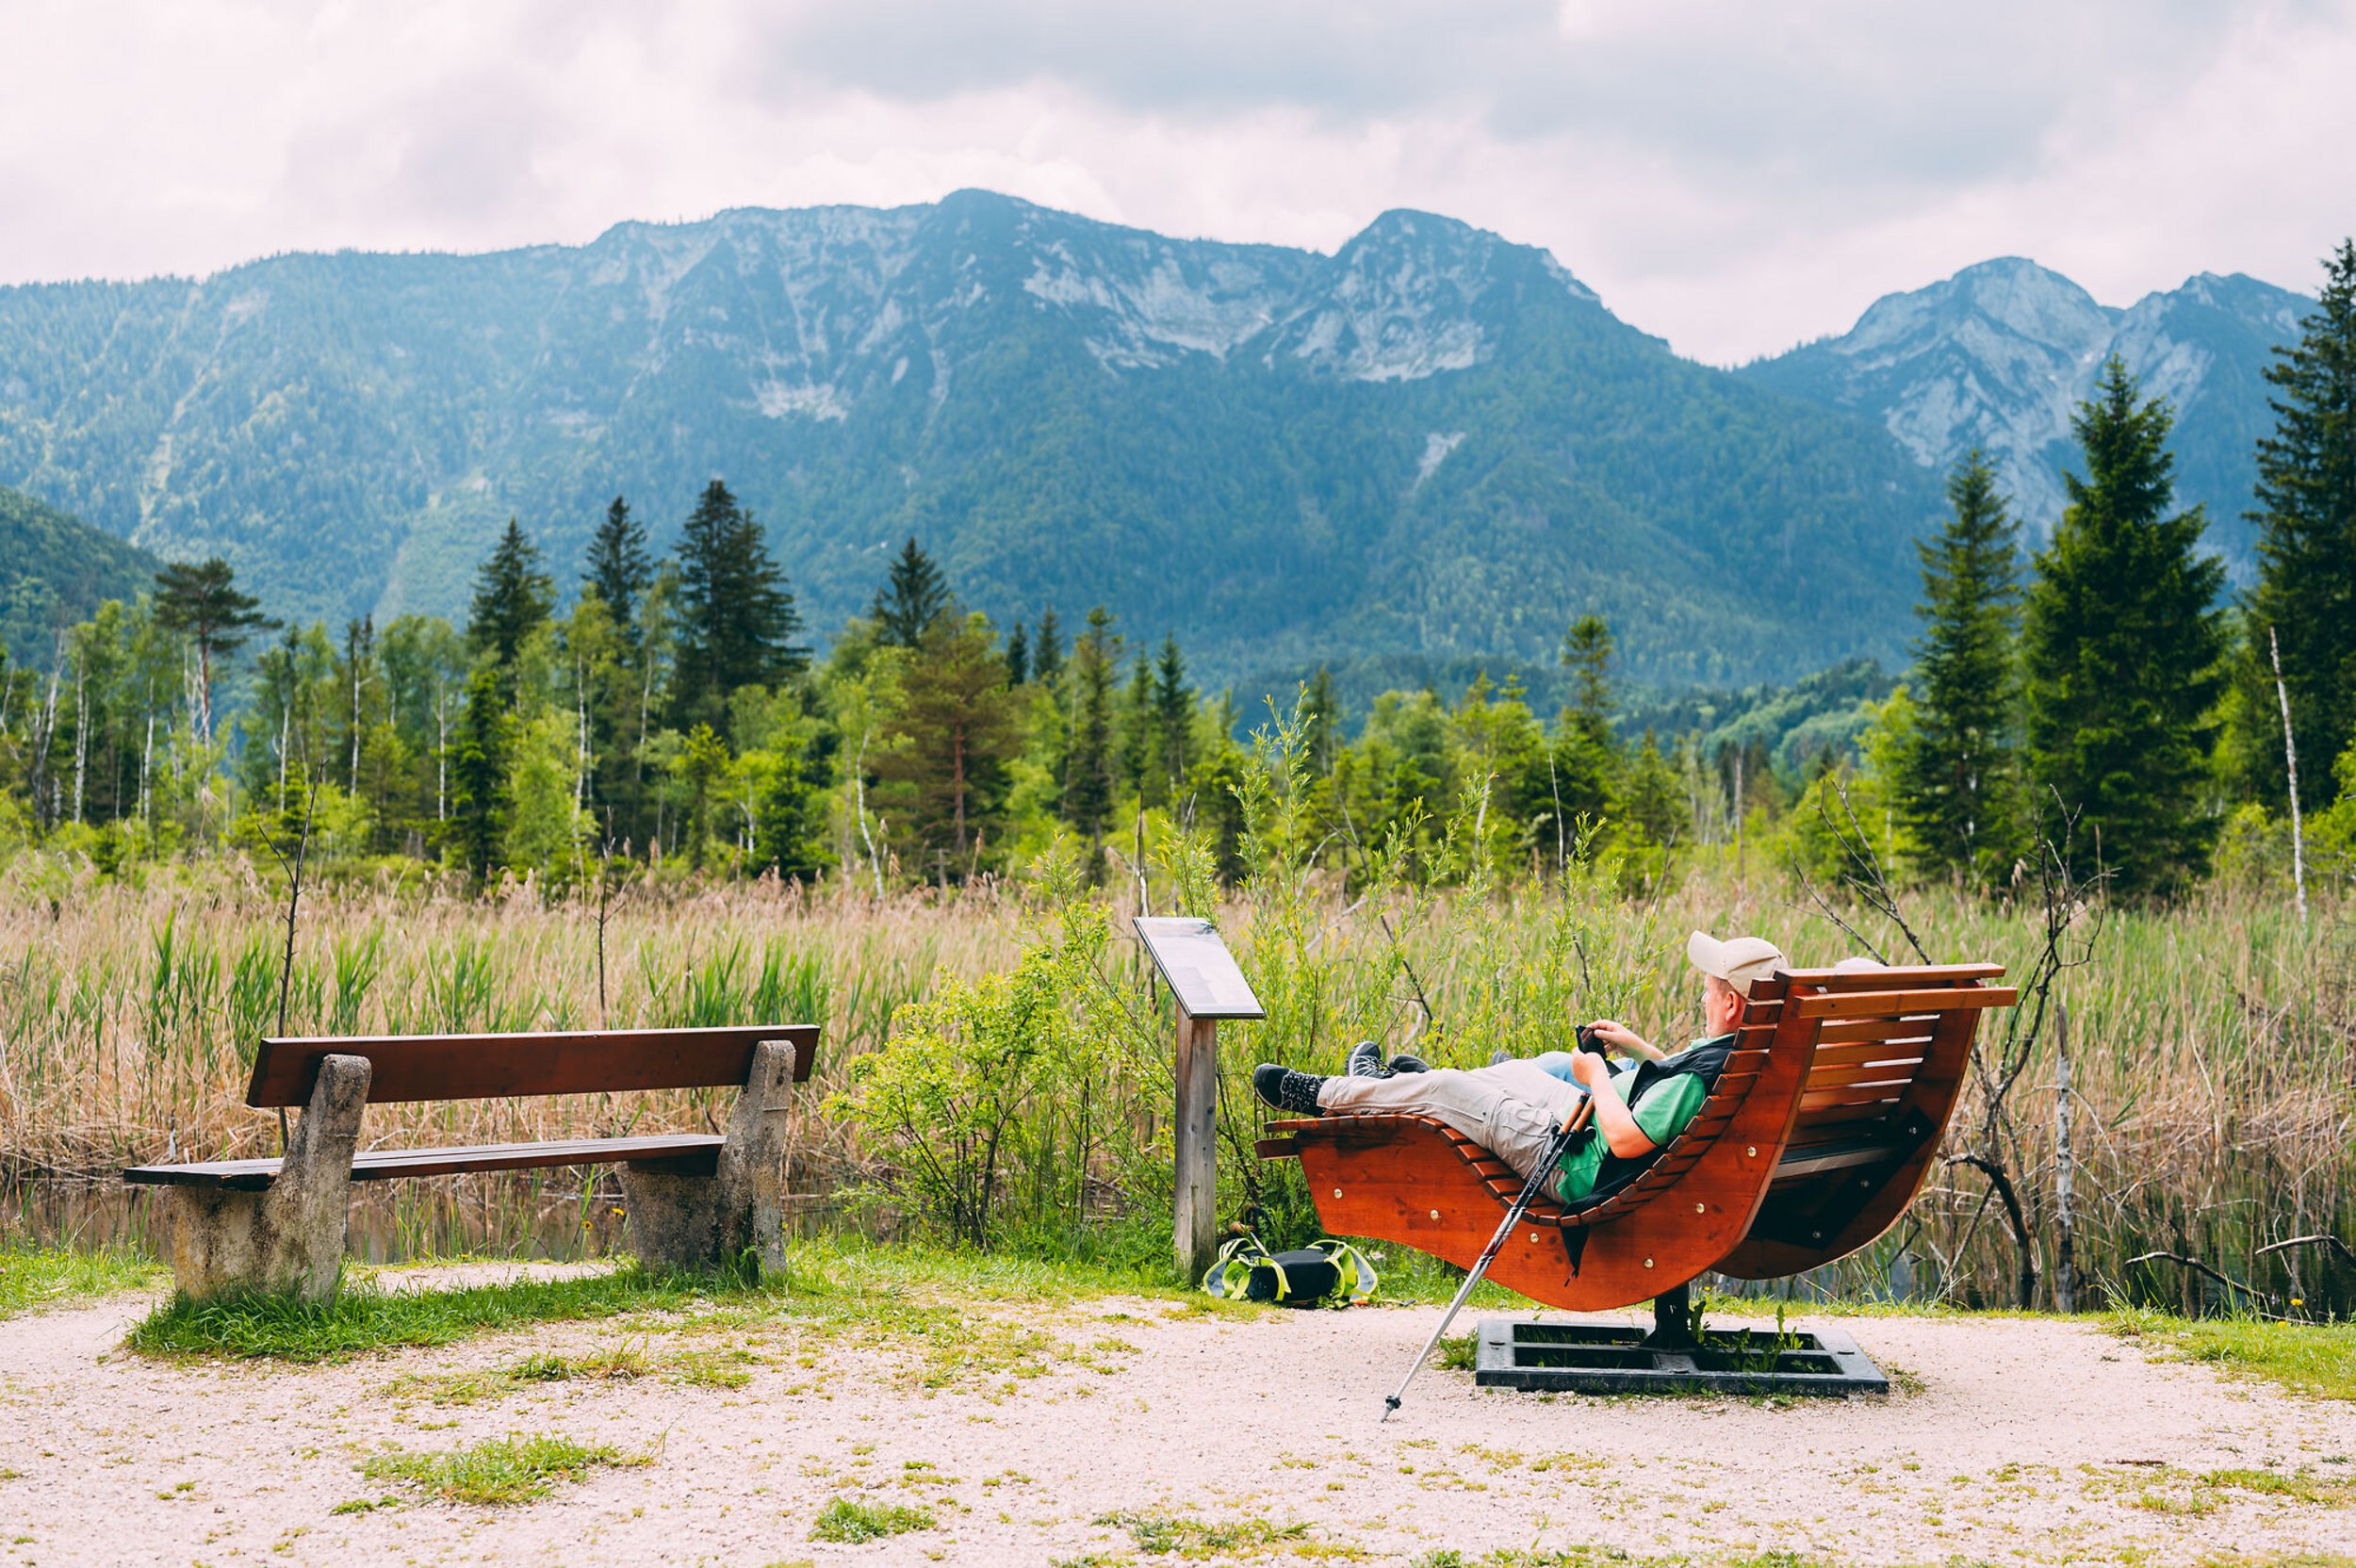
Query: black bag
1201 1235 1380 1307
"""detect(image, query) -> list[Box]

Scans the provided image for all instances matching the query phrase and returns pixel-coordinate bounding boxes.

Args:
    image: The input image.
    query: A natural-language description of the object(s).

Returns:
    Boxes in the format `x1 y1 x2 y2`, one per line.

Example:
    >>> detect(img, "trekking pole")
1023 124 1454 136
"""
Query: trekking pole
1382 1097 1594 1421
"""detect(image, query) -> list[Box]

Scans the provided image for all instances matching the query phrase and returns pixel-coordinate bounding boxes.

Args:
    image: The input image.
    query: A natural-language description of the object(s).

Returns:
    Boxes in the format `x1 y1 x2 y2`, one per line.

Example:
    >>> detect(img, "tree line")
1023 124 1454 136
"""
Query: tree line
0 241 2349 905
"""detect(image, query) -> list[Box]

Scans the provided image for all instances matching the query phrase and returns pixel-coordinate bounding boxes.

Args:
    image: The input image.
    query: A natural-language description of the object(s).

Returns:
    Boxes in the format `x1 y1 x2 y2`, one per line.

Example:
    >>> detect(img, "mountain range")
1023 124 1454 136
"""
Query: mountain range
0 191 2315 693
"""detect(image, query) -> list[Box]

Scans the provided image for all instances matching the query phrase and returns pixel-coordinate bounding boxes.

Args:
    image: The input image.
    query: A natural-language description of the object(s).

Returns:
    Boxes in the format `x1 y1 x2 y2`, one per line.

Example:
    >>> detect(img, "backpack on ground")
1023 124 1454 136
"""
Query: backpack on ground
1201 1233 1379 1307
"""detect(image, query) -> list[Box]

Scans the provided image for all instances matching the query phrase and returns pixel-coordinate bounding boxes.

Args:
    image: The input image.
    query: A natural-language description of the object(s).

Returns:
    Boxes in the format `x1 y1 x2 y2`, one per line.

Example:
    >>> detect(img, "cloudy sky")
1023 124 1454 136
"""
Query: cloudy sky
4 0 2351 364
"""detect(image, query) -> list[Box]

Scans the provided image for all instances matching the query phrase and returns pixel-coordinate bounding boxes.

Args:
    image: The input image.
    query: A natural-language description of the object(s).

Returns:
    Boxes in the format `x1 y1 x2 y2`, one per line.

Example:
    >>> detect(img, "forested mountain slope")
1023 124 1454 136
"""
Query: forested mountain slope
0 191 1944 687
1743 258 2312 575
0 487 158 666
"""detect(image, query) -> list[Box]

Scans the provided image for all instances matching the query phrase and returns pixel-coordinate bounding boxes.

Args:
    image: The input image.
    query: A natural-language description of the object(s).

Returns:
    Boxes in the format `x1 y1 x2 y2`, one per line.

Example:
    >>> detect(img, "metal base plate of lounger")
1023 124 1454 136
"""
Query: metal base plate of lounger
1472 1317 1889 1397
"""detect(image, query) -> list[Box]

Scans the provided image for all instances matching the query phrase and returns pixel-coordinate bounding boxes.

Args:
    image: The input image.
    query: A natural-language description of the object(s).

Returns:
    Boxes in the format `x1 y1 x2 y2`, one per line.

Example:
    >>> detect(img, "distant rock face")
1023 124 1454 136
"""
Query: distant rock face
1744 258 2314 574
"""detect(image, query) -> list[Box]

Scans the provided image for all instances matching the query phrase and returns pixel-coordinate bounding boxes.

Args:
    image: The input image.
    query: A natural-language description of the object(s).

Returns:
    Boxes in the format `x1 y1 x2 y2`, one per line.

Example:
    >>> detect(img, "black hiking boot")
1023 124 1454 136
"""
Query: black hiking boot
1252 1064 1327 1117
1346 1040 1391 1078
1387 1054 1432 1074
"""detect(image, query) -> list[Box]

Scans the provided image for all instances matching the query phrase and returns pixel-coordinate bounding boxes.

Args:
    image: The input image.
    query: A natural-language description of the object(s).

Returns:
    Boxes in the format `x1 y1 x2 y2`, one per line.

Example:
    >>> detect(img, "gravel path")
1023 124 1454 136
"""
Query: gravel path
3 1266 2351 1567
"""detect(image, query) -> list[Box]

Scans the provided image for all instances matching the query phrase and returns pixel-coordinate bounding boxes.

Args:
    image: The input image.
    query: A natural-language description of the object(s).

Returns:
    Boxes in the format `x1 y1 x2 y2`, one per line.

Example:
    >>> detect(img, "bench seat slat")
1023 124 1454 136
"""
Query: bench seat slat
124 1134 725 1191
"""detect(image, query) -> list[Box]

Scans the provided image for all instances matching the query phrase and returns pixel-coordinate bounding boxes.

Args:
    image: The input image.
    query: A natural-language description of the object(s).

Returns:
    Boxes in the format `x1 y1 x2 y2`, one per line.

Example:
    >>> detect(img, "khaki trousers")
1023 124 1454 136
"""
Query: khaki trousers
1315 1061 1583 1181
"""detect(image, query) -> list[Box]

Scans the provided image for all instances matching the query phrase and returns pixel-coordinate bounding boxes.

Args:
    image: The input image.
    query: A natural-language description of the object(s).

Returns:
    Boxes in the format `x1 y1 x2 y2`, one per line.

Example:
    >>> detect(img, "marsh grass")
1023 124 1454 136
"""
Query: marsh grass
0 1242 159 1317
360 1432 645 1505
4 857 2349 1314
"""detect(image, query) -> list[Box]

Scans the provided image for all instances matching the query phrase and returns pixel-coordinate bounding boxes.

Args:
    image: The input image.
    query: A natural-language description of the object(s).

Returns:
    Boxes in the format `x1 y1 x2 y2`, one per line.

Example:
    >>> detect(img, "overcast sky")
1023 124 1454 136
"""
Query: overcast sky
4 0 2350 364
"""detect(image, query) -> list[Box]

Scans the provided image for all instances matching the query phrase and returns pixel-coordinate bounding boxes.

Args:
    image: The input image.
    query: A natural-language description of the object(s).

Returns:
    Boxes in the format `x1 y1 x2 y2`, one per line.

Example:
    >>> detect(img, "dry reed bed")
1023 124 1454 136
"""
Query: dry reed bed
1 860 2348 1306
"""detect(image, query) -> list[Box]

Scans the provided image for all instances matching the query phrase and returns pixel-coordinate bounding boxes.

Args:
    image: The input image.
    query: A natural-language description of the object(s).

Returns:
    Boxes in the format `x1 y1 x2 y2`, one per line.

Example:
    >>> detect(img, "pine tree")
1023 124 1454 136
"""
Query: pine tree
584 495 653 641
1061 607 1118 881
2241 239 2356 808
1895 451 2027 888
1551 613 1618 831
873 537 951 647
1005 622 1030 686
2023 357 2228 900
1302 665 1341 776
1031 610 1065 684
875 614 1023 874
1622 729 1685 844
153 557 273 746
448 663 511 881
1118 653 1153 798
674 480 806 727
466 518 554 674
1151 634 1195 799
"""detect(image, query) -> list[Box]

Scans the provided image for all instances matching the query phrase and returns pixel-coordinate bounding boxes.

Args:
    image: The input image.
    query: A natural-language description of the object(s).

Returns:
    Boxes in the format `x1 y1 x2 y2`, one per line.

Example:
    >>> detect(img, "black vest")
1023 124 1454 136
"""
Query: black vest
1564 1034 1737 1213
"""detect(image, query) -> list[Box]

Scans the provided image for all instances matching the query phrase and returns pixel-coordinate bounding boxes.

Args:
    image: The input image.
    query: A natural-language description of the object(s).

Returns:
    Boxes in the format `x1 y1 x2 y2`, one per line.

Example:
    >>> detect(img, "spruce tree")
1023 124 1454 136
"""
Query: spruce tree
448 663 511 881
674 480 806 727
1895 451 2027 888
874 615 1023 873
1551 613 1618 829
1005 622 1029 686
1031 610 1065 684
1061 607 1118 880
873 537 951 647
1152 635 1195 796
584 495 653 641
1118 653 1153 800
2241 239 2356 808
153 557 274 746
466 518 554 674
2023 357 2228 900
1302 665 1341 776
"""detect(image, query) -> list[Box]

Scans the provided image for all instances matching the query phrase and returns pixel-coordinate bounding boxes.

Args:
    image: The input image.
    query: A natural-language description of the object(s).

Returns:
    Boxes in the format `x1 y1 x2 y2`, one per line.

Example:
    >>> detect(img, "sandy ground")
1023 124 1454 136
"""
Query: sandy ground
3 1265 2352 1568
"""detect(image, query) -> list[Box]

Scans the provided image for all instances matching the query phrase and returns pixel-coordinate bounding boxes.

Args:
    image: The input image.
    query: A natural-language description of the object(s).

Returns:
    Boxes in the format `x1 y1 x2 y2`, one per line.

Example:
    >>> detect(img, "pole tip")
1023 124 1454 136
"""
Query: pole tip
1381 1396 1400 1421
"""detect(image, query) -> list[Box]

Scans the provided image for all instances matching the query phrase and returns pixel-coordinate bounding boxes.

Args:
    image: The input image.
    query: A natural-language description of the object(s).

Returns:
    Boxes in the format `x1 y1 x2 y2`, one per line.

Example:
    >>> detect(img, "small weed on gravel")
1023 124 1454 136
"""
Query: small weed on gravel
808 1496 935 1543
1096 1510 1339 1560
361 1432 645 1505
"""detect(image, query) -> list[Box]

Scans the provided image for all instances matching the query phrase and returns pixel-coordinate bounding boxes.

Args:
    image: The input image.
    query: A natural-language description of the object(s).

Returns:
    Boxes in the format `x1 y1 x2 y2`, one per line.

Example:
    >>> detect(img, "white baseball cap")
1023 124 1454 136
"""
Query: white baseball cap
1686 930 1787 997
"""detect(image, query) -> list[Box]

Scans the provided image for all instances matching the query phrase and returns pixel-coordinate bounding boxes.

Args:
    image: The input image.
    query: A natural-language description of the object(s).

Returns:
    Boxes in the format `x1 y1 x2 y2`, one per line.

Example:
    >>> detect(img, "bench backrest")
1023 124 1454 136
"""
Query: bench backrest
1767 965 2012 1153
244 1025 820 1108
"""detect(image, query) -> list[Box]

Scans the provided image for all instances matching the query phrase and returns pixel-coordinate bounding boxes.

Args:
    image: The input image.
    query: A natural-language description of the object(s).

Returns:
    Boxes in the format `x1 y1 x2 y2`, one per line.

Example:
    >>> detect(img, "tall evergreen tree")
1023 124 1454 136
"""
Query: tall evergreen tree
153 557 273 746
2023 357 2228 900
674 480 806 727
2240 239 2356 808
584 495 654 641
1031 610 1065 684
1895 451 2027 888
1302 665 1341 776
1551 613 1618 830
1005 621 1030 686
872 537 951 647
466 518 554 674
875 614 1023 874
1118 653 1153 798
448 663 511 881
1061 607 1118 881
1151 635 1195 799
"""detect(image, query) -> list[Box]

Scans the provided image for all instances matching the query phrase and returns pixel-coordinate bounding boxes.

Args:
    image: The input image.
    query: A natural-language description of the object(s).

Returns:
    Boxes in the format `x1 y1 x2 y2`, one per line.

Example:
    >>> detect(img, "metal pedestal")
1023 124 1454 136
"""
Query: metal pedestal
1472 1288 1889 1397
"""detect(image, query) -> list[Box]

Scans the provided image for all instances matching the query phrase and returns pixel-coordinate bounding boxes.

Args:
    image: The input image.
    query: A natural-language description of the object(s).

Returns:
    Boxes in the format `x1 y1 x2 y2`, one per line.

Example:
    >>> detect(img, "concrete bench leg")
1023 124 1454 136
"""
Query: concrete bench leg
622 1039 797 1276
162 1054 371 1301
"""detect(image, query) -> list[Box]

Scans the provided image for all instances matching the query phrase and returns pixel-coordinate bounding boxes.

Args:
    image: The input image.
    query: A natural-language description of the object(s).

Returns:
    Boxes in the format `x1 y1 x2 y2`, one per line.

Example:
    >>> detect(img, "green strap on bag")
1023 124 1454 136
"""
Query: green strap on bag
1201 1233 1379 1306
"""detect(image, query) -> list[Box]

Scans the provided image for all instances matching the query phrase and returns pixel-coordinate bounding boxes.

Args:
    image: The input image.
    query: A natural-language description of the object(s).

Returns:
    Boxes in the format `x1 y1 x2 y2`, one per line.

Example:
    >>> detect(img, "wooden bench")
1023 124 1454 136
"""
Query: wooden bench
124 1025 818 1301
1257 964 2013 1312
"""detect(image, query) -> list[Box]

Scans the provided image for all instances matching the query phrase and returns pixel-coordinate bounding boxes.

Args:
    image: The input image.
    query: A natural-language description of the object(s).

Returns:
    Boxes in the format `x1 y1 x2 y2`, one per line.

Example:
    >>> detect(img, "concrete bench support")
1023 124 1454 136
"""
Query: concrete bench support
162 1053 371 1302
620 1038 799 1276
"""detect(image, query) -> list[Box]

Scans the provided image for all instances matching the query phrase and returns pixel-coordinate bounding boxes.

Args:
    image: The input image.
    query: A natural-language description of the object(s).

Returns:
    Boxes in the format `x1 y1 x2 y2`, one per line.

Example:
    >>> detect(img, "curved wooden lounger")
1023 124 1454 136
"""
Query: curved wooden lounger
1255 964 2015 1311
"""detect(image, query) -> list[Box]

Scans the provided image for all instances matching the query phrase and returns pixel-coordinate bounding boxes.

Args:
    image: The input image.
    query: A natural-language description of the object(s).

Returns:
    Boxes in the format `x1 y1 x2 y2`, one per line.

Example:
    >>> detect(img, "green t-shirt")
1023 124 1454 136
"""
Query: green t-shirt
1549 1040 1722 1204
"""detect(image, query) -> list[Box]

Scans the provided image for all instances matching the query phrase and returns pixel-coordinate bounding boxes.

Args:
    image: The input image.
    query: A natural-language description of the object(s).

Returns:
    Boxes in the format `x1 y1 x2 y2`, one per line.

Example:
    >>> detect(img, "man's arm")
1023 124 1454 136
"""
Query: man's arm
1567 1051 1660 1157
1583 1020 1667 1063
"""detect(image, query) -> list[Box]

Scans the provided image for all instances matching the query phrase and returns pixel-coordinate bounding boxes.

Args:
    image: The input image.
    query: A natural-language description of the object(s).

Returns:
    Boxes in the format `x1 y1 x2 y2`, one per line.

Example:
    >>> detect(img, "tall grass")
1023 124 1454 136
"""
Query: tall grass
0 845 2347 1312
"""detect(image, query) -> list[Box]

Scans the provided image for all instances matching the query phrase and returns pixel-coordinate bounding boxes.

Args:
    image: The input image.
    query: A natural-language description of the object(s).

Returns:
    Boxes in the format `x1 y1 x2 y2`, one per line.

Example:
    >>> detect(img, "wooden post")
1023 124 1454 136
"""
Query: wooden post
1172 1006 1219 1282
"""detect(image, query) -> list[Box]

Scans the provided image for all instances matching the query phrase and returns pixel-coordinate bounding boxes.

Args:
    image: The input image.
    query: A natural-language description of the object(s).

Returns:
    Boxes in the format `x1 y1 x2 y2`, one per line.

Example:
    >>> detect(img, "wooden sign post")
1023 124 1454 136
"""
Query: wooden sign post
1134 917 1266 1283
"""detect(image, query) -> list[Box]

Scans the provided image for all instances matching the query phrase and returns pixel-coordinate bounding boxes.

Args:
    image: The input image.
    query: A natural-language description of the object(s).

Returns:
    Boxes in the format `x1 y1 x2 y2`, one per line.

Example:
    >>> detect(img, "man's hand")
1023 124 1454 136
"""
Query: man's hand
1568 1050 1613 1089
1583 1020 1665 1061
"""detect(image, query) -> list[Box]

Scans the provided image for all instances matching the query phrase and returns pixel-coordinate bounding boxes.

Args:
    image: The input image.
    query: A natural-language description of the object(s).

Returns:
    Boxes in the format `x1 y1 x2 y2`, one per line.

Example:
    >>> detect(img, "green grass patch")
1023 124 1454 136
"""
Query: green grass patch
808 1495 934 1543
1097 1509 1341 1560
0 1243 161 1318
361 1433 643 1505
128 1266 744 1362
2106 1305 2356 1400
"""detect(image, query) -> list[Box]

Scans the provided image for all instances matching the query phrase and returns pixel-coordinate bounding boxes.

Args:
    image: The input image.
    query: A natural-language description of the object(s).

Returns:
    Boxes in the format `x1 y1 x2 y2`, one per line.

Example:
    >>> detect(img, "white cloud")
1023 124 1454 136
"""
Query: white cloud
0 0 2349 361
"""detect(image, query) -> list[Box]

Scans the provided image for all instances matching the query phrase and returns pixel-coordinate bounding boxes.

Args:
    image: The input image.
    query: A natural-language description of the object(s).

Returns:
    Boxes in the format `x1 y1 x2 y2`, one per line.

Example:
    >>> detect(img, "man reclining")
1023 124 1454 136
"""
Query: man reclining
1251 932 1786 1207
